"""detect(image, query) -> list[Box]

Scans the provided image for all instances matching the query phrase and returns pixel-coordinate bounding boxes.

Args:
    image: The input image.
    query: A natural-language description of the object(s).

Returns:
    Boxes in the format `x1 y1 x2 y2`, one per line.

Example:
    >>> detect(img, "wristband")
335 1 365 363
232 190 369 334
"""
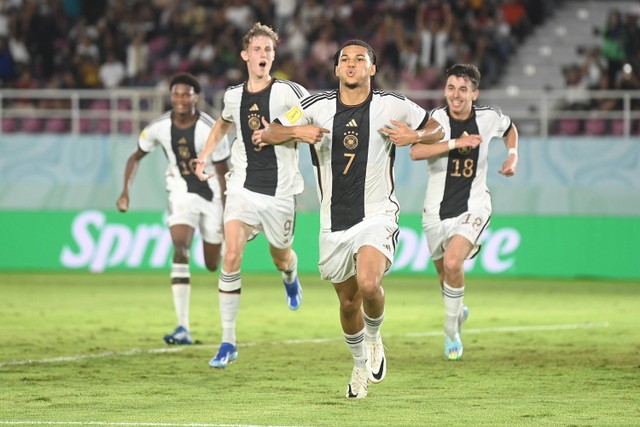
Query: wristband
508 147 518 156
448 139 456 150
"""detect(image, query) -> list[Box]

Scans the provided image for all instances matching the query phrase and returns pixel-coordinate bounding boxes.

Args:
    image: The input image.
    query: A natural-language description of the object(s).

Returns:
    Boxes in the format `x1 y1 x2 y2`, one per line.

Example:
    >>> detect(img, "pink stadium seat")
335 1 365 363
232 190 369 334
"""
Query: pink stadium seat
556 119 581 135
118 120 133 134
91 99 110 110
22 117 43 133
79 118 93 133
584 119 607 136
44 118 69 133
117 99 131 110
610 119 624 135
96 119 111 134
2 118 18 132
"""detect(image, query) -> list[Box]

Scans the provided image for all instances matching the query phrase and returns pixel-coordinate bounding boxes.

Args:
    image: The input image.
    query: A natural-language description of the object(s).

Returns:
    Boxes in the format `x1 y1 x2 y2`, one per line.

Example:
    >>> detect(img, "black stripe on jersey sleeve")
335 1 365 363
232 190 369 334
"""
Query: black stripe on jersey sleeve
225 83 244 93
198 112 215 127
276 79 306 98
373 89 407 101
301 90 337 109
145 111 171 128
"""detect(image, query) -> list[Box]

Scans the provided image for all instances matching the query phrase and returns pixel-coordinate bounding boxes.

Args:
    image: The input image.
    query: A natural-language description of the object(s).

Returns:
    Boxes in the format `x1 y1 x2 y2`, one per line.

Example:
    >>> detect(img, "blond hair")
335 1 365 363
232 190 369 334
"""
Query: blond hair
241 22 279 51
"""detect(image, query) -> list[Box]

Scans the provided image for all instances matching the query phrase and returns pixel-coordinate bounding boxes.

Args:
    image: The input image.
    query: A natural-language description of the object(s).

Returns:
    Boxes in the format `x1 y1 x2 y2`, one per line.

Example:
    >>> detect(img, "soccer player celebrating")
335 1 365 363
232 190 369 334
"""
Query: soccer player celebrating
256 40 444 398
410 63 519 361
117 72 230 345
194 23 308 368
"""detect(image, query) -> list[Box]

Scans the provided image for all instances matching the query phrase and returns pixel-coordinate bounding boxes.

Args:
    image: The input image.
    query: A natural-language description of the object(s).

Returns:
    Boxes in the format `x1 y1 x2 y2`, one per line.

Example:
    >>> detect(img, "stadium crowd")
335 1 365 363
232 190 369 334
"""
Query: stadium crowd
0 0 555 96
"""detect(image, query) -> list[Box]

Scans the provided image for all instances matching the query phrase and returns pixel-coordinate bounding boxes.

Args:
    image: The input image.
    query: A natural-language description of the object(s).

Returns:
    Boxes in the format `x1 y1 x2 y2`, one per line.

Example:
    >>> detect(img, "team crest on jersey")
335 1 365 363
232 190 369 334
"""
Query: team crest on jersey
343 131 358 150
248 113 261 130
458 147 472 155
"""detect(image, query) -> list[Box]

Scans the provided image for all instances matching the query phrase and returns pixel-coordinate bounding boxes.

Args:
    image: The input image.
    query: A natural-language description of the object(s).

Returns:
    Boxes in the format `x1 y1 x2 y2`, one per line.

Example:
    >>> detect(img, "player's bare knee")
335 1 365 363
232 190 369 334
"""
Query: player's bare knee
339 295 362 315
223 248 242 269
443 256 463 277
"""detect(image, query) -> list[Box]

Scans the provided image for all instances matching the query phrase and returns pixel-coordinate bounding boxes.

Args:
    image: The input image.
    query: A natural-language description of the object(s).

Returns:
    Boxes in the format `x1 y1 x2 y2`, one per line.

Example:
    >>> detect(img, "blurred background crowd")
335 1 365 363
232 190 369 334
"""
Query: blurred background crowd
0 0 638 110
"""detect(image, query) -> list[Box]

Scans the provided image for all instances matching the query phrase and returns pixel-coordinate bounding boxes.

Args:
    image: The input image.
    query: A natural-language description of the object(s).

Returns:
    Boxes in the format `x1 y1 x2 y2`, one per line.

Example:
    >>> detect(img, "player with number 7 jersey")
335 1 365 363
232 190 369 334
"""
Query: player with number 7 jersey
258 40 444 398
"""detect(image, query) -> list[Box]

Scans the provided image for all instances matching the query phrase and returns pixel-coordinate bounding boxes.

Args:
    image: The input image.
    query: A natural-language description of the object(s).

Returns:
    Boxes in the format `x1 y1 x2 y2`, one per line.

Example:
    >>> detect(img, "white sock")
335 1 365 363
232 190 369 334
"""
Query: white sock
363 311 384 342
443 282 464 338
345 328 367 368
218 269 241 345
282 250 298 284
170 263 190 330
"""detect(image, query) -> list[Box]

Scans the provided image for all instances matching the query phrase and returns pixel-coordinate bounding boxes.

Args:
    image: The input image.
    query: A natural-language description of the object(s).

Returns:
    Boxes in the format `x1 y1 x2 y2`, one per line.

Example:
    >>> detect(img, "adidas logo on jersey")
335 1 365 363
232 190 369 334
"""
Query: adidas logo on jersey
346 119 358 127
249 104 260 111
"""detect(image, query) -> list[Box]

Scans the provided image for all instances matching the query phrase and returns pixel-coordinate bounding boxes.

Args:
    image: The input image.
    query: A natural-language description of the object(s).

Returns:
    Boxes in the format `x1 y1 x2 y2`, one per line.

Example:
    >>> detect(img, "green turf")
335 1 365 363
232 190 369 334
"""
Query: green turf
1 272 639 426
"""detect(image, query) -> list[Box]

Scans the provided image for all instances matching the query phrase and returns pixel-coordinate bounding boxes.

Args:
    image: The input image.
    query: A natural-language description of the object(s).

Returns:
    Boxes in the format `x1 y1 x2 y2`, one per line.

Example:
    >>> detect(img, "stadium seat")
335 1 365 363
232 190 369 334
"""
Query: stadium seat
610 119 624 136
79 118 93 133
118 120 133 134
44 118 69 133
556 119 581 135
91 99 110 110
584 119 607 136
21 118 43 133
1 118 18 133
96 119 111 134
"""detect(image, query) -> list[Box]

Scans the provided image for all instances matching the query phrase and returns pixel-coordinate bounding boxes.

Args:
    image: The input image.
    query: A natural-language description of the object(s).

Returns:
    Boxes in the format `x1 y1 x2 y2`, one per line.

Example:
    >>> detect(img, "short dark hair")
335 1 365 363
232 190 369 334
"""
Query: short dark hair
333 39 377 67
446 64 481 89
169 72 201 94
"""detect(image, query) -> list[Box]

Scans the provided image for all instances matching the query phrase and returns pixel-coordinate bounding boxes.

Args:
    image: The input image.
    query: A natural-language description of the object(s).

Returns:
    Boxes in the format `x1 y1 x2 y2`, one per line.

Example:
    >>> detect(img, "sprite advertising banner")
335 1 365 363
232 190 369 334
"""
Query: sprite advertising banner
0 210 638 280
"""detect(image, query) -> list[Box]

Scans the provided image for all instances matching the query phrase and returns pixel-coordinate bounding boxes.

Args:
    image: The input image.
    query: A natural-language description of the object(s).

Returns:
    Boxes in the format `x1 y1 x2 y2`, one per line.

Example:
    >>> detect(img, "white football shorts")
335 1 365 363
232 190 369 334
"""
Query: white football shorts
167 192 224 244
318 215 399 283
224 187 296 249
422 208 491 261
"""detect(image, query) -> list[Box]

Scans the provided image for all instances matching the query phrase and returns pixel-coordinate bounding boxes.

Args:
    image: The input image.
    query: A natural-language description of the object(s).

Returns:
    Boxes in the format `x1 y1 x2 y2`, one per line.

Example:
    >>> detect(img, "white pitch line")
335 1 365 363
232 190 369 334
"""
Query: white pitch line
0 422 309 427
0 322 608 368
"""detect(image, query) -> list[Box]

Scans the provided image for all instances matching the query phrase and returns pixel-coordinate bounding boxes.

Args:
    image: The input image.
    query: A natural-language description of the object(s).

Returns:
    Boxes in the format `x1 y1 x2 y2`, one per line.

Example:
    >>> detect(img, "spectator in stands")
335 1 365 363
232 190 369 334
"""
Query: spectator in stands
417 9 451 72
98 51 126 89
580 46 607 90
598 8 626 88
73 53 102 89
126 31 149 83
500 0 531 43
272 0 297 33
561 63 590 111
0 36 15 85
76 33 100 61
8 32 29 71
187 32 216 75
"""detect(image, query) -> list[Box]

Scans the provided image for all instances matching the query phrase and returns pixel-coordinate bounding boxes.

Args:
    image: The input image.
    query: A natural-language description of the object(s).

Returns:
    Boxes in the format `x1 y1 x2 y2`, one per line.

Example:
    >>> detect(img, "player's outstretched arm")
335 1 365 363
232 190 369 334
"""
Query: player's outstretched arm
116 148 147 212
195 119 232 181
410 132 482 161
499 124 519 177
257 117 329 147
379 118 444 147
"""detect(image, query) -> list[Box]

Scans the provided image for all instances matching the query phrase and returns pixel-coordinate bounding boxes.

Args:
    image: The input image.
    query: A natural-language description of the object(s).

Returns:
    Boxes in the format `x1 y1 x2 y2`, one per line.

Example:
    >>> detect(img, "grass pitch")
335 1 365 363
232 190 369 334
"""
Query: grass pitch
0 272 638 426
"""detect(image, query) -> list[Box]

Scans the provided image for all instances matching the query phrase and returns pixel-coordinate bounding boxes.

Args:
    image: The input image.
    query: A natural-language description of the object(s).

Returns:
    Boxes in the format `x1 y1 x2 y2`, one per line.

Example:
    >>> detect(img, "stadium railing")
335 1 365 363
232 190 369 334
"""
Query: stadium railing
1 88 639 138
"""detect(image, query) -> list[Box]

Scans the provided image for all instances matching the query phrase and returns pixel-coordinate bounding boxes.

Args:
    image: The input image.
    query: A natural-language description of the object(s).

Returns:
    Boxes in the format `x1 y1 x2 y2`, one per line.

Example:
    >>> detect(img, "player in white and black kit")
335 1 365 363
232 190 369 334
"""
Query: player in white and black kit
194 23 308 369
410 64 519 361
117 73 231 346
257 40 444 398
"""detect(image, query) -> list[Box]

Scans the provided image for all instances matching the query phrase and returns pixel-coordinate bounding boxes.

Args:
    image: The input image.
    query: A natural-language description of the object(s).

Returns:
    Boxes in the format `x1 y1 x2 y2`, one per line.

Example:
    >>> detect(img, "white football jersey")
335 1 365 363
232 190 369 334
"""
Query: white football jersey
221 78 309 197
425 105 512 220
275 89 429 232
139 111 230 201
